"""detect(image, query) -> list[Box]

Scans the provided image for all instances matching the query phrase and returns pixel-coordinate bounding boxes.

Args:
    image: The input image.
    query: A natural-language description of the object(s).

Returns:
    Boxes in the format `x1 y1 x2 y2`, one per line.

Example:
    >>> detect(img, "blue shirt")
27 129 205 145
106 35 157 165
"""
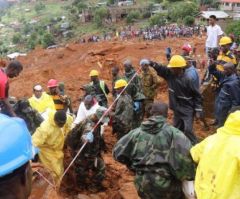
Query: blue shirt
185 66 200 90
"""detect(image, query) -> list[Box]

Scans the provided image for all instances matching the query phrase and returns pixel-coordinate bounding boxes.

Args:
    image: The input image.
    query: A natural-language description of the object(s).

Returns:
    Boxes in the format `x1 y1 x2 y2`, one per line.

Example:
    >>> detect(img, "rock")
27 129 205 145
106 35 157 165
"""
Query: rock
119 182 140 199
77 194 91 199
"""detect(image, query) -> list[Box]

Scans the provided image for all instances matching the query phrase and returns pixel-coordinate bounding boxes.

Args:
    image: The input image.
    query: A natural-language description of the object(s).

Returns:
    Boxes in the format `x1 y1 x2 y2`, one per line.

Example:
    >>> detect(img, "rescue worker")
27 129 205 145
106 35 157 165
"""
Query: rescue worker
14 99 43 134
89 70 110 107
112 79 134 139
124 59 145 128
216 36 237 72
67 107 109 192
73 95 100 128
58 82 73 113
149 55 203 144
209 62 240 127
47 79 72 113
32 110 73 185
113 102 195 199
111 66 121 98
0 113 38 199
191 110 240 199
0 60 23 117
28 84 55 114
139 59 160 117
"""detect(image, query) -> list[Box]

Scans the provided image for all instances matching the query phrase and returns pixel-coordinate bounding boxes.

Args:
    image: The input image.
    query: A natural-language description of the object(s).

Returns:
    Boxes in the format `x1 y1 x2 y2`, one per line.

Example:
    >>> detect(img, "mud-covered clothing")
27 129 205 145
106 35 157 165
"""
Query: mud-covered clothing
67 116 105 186
90 80 109 107
49 93 72 113
112 93 134 139
124 69 145 128
113 115 195 199
150 62 203 143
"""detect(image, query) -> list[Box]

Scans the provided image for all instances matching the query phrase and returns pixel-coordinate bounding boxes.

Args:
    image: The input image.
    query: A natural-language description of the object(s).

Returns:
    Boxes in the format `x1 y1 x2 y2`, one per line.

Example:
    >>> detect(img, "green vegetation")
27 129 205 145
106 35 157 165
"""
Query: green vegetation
94 7 109 27
149 13 167 26
226 21 240 43
126 11 141 24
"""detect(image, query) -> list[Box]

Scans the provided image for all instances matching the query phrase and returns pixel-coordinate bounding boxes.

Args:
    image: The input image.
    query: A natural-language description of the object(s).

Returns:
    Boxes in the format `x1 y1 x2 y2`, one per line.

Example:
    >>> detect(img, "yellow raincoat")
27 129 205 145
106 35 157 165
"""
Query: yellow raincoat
32 110 73 184
191 110 240 199
29 92 55 114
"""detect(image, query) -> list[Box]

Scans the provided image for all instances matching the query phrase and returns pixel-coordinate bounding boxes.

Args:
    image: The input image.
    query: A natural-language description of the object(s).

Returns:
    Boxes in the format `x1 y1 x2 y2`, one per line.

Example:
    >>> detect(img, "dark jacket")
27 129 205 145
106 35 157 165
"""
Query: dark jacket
150 62 202 117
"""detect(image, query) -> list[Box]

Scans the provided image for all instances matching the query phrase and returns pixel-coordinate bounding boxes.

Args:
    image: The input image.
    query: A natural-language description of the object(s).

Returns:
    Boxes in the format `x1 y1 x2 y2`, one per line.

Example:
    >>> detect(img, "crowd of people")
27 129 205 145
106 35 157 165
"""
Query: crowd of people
81 24 204 43
1 14 240 199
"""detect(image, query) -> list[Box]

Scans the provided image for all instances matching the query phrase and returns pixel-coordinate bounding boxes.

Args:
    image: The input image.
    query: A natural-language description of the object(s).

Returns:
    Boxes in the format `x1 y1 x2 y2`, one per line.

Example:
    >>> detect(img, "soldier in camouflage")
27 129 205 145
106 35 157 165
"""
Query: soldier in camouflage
140 59 161 117
113 102 195 199
123 60 145 129
112 79 134 140
66 107 109 192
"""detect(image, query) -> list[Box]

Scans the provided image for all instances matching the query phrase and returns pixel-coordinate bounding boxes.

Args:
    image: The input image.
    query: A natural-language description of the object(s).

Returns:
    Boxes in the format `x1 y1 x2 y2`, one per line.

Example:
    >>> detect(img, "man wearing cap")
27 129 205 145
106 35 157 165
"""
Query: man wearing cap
29 84 55 115
67 107 109 192
140 59 161 117
47 79 72 113
209 62 240 127
89 70 110 108
112 79 134 139
32 110 73 185
0 61 23 117
0 114 38 199
124 60 145 128
150 55 203 144
113 102 195 199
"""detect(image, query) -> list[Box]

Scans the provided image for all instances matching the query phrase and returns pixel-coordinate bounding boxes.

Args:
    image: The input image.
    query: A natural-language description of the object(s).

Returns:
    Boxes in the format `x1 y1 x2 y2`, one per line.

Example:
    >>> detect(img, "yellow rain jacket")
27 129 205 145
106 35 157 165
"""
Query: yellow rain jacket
191 110 240 199
32 110 73 184
29 92 55 114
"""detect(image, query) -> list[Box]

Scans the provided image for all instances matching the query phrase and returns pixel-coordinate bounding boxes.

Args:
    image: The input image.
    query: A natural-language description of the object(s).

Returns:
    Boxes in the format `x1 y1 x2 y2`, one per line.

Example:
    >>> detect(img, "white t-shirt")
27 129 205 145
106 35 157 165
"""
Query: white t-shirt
206 24 223 48
73 102 100 126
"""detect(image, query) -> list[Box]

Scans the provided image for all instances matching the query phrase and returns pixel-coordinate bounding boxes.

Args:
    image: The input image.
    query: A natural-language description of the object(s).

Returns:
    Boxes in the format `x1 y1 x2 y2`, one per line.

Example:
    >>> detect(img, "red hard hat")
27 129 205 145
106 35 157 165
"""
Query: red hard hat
47 79 58 88
182 44 192 53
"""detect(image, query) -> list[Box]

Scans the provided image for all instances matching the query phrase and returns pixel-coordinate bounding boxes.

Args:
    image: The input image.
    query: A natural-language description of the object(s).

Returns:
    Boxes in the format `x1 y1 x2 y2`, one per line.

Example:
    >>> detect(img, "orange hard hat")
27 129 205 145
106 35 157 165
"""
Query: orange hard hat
182 44 192 53
47 79 58 88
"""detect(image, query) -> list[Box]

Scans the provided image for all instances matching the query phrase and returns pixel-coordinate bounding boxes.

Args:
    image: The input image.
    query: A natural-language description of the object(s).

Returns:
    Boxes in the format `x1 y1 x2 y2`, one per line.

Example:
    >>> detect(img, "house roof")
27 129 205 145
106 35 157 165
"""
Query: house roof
221 0 240 3
201 11 230 19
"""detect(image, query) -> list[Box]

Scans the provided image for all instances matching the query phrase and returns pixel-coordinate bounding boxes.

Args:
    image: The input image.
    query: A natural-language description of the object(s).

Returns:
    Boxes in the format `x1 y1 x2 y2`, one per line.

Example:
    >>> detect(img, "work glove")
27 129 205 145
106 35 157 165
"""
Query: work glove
134 101 141 112
182 180 196 199
82 131 94 143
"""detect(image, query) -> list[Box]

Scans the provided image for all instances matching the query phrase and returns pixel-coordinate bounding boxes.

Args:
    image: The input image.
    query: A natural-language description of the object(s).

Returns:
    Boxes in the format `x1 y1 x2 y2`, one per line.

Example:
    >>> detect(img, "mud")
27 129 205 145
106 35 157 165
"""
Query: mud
11 37 214 198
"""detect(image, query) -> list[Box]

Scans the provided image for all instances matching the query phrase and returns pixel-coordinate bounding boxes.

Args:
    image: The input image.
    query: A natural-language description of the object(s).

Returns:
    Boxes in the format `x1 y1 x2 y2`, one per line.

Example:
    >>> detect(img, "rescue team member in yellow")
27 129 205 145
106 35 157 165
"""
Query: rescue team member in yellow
191 110 240 199
28 84 55 114
216 36 237 71
32 110 73 185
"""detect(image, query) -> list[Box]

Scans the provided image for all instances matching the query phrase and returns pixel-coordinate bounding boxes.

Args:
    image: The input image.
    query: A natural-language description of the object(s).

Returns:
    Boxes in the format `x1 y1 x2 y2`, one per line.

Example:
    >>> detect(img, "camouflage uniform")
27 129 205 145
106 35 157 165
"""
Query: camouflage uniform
14 99 43 134
113 115 195 199
67 116 105 188
112 92 134 140
140 68 160 116
124 69 145 129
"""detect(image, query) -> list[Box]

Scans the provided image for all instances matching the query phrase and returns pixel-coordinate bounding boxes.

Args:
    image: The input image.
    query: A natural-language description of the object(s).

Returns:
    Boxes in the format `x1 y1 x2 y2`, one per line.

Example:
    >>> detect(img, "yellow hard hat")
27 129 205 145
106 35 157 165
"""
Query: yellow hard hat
167 55 187 68
219 36 232 46
114 79 127 89
89 70 99 77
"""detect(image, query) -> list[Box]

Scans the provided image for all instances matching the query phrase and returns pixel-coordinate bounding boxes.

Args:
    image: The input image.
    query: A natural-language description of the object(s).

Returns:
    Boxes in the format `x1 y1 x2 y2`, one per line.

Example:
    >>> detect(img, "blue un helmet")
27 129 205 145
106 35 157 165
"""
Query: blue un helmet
0 114 38 177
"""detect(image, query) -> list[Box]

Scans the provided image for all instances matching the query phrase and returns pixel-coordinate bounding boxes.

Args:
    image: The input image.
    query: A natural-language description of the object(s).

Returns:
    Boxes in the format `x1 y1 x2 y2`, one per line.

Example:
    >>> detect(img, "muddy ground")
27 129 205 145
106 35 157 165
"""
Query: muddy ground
9 37 215 199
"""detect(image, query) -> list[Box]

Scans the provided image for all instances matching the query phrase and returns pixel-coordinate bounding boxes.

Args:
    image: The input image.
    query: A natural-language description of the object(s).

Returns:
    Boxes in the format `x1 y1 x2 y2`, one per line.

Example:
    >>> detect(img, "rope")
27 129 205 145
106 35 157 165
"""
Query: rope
35 170 56 189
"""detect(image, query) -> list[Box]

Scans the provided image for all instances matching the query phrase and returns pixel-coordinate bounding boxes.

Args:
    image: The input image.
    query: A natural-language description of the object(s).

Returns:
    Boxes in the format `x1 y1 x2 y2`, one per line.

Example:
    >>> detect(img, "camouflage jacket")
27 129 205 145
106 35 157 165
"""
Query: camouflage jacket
67 116 102 159
140 68 161 100
113 93 134 130
113 115 195 181
124 69 145 101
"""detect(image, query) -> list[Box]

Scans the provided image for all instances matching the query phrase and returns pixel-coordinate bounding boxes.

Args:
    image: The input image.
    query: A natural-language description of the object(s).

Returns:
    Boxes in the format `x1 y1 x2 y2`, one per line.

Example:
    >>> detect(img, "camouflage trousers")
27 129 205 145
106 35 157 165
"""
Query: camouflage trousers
134 172 184 199
75 156 105 187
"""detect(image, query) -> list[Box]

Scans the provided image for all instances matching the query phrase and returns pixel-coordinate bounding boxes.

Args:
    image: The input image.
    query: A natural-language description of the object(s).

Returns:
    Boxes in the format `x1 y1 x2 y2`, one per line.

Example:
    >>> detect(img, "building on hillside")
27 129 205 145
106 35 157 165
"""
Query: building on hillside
197 11 232 30
220 0 240 12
